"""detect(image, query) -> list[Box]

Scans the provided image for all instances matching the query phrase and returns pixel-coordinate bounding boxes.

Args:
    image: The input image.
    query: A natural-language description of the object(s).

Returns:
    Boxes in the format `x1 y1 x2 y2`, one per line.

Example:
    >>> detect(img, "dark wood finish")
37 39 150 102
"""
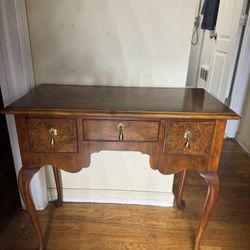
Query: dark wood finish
4 84 239 120
176 169 187 210
26 118 77 153
83 119 159 142
194 171 220 250
52 166 63 207
164 121 215 156
1 84 240 250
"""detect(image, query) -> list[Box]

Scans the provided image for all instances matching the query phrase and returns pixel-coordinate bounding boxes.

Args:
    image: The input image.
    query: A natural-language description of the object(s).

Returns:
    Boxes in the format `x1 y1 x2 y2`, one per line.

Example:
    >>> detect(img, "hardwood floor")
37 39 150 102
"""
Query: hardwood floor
0 139 249 250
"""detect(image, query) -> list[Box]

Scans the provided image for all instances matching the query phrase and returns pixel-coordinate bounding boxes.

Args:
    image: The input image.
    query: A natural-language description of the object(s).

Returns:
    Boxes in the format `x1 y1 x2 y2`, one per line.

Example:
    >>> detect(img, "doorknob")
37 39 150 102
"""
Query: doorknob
210 32 217 40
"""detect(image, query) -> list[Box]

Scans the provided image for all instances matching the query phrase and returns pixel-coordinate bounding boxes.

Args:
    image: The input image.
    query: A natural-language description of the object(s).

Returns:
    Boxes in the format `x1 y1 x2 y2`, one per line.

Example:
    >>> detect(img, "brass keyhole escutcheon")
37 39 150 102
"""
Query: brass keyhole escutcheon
184 131 192 149
49 128 58 146
117 123 125 141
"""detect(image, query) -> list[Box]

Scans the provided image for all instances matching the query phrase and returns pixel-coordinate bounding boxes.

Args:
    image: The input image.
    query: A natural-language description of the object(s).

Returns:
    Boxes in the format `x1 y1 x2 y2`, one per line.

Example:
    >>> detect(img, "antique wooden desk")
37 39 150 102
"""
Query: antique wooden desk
3 84 239 250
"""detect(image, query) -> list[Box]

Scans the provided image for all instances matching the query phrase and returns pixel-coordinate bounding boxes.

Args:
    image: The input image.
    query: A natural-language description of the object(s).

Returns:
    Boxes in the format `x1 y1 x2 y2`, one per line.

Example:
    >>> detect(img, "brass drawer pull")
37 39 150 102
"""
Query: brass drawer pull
117 123 125 141
49 128 58 146
184 131 192 149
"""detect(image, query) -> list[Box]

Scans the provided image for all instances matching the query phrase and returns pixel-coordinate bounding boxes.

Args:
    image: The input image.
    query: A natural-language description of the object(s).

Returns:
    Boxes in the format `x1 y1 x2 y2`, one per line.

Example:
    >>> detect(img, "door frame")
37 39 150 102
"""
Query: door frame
226 1 250 137
0 0 48 210
187 0 250 137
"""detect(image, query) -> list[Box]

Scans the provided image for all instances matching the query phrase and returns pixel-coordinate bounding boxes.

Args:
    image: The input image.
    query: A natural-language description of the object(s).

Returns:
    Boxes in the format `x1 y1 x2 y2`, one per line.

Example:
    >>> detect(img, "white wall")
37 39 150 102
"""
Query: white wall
26 0 195 206
26 0 194 87
186 0 203 86
186 0 215 88
195 31 214 88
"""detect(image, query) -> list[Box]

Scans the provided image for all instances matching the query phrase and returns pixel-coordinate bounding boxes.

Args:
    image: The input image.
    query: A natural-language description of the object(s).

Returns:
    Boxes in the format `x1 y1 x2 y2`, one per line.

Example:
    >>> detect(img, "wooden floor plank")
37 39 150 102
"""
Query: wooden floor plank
0 139 250 249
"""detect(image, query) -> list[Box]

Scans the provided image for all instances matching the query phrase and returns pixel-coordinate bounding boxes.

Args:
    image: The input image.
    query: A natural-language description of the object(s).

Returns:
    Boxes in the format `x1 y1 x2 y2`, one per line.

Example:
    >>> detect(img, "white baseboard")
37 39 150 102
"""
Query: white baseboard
48 188 174 207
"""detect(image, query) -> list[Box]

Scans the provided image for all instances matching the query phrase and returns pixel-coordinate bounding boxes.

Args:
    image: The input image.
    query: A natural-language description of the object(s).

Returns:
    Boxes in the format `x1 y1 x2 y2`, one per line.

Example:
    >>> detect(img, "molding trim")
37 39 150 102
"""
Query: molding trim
0 0 47 210
0 0 34 105
227 3 250 137
48 188 175 207
14 0 35 90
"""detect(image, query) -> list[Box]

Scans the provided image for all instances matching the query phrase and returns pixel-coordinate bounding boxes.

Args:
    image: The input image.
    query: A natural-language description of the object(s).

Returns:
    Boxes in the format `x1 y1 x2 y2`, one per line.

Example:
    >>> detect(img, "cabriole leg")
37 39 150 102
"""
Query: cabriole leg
52 166 63 207
194 171 220 250
176 169 187 210
18 167 44 250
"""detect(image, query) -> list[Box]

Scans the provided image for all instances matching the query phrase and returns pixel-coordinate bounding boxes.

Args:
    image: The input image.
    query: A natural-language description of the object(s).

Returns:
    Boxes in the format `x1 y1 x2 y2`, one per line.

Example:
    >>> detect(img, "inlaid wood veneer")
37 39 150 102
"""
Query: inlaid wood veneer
2 84 240 250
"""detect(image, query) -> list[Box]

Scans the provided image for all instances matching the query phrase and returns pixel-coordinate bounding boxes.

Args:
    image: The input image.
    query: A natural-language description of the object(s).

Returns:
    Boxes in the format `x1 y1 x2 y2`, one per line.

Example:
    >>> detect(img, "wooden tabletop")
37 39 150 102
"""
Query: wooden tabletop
3 84 240 119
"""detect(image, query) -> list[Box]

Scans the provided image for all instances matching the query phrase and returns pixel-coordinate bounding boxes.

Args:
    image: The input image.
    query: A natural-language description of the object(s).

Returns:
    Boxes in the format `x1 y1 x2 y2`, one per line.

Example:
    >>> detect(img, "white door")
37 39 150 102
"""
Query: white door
206 0 245 102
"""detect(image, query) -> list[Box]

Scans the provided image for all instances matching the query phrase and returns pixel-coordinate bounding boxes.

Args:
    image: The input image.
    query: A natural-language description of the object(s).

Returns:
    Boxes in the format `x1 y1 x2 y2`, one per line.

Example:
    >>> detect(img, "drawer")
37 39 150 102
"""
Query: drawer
83 120 159 142
26 118 77 153
164 121 215 156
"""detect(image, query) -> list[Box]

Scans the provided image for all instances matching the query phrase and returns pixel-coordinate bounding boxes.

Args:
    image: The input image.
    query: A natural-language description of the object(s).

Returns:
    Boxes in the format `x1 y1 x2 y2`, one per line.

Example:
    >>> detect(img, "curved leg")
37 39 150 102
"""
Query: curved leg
176 169 187 210
52 166 63 207
194 171 220 250
18 167 44 250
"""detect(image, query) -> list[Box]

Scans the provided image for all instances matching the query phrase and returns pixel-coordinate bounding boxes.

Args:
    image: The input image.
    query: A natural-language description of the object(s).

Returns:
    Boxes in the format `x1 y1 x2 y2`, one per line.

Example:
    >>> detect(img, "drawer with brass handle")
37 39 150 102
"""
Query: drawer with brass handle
164 121 215 156
83 120 159 142
26 118 77 153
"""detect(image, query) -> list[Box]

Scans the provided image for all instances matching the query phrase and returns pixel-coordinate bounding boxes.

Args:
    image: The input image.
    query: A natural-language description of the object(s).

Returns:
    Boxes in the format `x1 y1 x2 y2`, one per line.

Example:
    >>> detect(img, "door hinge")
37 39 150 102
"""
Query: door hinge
240 14 248 26
225 96 231 106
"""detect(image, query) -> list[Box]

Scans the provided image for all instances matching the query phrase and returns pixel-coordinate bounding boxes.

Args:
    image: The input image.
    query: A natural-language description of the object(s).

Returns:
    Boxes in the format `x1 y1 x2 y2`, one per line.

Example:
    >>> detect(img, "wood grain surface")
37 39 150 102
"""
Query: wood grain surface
1 140 249 250
15 117 219 174
26 118 77 153
2 84 240 119
83 119 159 142
164 121 215 156
1 85 241 250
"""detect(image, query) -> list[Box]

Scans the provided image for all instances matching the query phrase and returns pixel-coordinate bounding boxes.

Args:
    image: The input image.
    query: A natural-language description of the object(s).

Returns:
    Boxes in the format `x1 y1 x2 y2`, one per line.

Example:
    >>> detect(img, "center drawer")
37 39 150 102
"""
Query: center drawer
83 120 159 142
